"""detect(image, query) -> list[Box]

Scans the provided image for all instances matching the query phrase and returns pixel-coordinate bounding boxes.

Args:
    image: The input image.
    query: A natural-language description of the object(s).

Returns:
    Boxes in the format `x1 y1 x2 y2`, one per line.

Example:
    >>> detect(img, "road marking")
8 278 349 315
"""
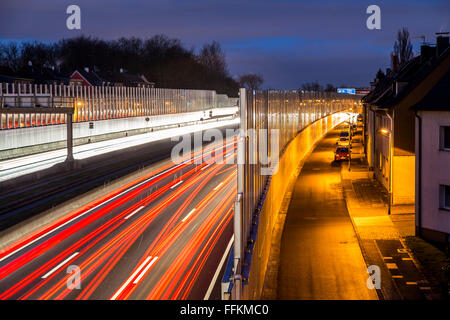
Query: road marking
401 257 413 261
383 257 393 260
133 256 158 284
1 141 236 264
213 182 224 191
419 287 431 290
111 256 153 300
406 282 418 285
204 235 234 300
0 161 186 263
170 180 183 189
386 263 398 270
124 206 145 220
0 141 235 263
181 208 196 222
201 163 212 171
41 252 79 279
392 275 404 279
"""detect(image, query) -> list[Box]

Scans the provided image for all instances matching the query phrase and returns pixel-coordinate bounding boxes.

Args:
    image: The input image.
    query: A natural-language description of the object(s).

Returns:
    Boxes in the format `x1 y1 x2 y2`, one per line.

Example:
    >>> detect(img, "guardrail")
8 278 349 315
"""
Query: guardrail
0 83 238 129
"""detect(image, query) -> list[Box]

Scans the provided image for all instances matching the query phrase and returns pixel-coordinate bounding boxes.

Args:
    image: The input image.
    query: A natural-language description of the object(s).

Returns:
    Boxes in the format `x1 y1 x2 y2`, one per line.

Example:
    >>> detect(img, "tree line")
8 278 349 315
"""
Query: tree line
0 35 242 97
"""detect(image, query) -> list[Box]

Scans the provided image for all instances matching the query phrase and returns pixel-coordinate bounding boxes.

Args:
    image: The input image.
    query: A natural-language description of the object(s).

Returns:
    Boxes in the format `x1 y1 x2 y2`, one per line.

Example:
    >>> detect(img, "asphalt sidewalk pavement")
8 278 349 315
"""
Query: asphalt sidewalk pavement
341 127 438 300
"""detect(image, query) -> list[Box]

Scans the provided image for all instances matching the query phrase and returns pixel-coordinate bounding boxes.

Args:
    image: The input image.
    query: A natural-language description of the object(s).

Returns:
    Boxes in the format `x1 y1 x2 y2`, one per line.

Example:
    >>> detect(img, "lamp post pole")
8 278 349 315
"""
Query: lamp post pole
388 131 392 215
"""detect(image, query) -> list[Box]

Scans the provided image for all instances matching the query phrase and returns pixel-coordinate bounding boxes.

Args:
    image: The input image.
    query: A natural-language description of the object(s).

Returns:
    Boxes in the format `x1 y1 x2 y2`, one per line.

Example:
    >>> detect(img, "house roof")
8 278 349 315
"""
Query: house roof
99 71 154 86
71 69 108 86
411 68 450 111
71 69 154 87
0 74 34 83
0 67 70 85
363 45 450 109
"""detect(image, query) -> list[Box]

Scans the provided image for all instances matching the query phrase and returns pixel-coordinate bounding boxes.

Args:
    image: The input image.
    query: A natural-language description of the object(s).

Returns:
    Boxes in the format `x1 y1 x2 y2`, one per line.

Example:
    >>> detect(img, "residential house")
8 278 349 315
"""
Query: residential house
69 68 110 87
70 68 154 88
363 34 450 210
412 66 450 243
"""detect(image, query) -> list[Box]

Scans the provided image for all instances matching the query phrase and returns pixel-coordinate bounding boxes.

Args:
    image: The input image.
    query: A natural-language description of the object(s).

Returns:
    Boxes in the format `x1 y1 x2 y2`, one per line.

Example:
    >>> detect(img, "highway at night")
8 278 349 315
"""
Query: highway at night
0 138 236 300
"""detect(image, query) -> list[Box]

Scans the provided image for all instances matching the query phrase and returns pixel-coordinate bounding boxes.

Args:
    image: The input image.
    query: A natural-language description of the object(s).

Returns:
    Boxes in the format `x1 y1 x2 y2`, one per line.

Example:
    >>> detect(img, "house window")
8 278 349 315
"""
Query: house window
440 126 450 150
440 185 450 210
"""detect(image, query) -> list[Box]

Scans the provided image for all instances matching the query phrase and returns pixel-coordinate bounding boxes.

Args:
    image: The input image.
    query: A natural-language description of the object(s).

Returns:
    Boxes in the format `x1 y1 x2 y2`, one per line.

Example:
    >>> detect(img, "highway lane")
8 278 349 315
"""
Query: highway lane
0 137 236 300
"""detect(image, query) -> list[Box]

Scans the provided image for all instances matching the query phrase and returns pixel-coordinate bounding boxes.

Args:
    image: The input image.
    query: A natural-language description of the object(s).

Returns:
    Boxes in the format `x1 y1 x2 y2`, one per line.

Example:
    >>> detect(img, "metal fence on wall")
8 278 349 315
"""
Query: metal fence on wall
233 88 360 298
0 82 238 130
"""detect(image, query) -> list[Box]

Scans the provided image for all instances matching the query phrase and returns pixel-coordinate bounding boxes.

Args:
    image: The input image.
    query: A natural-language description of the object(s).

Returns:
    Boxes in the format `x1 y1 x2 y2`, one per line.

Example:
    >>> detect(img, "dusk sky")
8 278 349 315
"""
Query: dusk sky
0 0 448 89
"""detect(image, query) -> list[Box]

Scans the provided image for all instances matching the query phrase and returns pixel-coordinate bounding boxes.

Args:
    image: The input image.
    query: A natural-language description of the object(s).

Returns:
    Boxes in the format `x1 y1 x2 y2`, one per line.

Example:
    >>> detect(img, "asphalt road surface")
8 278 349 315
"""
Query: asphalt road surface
277 125 378 300
0 139 236 300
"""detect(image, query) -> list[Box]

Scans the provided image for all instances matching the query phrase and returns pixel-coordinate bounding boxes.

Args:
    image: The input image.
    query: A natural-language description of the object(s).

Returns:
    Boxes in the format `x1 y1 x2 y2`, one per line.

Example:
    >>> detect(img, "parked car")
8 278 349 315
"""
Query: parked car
341 123 350 130
339 131 350 138
334 146 350 161
336 137 350 146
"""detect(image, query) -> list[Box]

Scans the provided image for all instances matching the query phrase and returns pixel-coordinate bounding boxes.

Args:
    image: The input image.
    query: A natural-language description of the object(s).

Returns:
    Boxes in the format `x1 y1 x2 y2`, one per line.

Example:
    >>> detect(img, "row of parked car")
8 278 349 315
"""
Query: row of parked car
334 114 363 162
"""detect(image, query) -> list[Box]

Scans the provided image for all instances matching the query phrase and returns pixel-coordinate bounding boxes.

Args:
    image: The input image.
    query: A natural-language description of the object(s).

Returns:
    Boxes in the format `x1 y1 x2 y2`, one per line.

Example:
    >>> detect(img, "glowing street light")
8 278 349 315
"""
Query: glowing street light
379 128 389 135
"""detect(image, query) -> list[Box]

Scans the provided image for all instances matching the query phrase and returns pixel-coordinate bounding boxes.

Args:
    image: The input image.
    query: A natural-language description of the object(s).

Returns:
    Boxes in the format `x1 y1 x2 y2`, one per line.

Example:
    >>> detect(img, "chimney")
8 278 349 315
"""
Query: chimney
436 33 449 56
420 45 436 61
392 55 399 73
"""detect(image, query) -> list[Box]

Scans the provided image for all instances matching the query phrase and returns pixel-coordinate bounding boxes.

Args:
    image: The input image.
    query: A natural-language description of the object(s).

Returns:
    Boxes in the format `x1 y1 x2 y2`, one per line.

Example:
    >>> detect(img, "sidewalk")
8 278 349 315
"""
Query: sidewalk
341 130 438 299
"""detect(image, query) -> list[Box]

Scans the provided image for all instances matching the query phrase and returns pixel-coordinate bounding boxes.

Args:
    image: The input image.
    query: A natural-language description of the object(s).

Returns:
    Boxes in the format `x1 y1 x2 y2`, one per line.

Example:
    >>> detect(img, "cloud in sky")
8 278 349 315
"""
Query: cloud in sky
0 0 449 89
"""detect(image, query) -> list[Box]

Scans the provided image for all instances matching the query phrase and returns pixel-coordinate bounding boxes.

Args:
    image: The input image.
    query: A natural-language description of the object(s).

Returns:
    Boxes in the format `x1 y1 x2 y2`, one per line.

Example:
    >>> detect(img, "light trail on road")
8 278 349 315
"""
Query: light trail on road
0 137 237 300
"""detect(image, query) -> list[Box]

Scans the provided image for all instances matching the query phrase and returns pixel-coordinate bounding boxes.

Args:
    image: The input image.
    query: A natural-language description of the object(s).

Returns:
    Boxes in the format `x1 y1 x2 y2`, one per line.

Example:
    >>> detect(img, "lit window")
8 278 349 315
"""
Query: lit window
440 126 450 150
440 185 450 210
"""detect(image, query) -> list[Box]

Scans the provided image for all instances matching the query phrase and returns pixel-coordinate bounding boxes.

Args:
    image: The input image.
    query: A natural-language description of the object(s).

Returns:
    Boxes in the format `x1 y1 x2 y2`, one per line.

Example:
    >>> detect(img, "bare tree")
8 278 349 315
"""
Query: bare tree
238 73 264 90
392 27 414 66
324 83 335 92
0 42 21 72
301 80 322 91
198 41 227 76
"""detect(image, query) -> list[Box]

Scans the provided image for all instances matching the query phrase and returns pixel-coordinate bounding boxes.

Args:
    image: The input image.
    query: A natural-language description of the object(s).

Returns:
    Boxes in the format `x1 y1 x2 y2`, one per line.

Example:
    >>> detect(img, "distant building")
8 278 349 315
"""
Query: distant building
362 34 449 208
69 68 109 87
412 67 450 243
107 69 155 88
70 68 155 88
0 65 69 87
0 74 34 86
355 88 370 95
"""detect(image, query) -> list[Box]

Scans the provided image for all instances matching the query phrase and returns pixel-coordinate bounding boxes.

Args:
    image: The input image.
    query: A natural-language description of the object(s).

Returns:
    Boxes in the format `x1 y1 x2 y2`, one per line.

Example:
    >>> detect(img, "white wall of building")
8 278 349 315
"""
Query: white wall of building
416 110 450 238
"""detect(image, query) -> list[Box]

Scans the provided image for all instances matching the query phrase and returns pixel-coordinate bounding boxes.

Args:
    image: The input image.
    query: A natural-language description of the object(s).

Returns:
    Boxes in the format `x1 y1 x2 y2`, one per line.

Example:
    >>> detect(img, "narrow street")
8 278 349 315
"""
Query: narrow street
277 124 378 300
277 123 434 300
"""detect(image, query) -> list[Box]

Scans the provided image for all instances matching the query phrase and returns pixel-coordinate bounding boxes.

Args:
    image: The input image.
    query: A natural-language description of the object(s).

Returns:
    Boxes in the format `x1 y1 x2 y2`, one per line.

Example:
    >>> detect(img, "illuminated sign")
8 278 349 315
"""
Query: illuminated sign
337 88 356 94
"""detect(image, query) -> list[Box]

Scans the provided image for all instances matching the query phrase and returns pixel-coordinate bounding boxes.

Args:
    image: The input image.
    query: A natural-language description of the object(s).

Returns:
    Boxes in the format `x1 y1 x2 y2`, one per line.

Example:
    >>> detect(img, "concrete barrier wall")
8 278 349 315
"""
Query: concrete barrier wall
0 107 238 152
242 111 349 299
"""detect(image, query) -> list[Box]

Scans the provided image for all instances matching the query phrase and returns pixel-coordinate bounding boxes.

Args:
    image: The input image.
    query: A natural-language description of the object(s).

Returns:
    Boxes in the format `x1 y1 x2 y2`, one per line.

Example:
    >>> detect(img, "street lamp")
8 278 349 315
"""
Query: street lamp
379 128 392 215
